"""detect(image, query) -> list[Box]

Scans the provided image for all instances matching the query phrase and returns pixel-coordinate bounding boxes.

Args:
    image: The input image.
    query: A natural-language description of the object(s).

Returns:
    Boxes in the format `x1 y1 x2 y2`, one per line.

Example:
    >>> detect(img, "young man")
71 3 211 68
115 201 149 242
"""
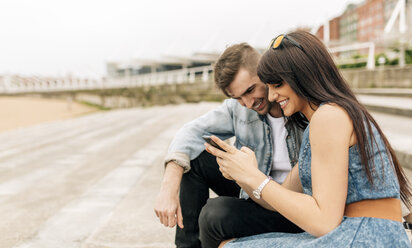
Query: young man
154 43 306 248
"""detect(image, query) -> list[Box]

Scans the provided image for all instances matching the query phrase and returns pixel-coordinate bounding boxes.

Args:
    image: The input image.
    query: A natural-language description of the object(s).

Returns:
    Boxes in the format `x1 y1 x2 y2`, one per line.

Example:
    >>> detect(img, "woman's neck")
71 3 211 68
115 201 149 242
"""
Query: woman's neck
301 101 317 121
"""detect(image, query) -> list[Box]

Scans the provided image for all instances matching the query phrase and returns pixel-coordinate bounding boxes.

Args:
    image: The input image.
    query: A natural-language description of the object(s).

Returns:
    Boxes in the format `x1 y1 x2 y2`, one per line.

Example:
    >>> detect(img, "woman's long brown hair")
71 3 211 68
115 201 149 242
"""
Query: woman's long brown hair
258 30 412 207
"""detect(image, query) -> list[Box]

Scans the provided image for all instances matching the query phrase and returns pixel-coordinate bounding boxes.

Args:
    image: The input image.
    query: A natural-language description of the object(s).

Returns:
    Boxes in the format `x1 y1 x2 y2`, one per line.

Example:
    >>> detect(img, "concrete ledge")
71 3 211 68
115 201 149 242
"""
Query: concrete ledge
358 95 412 118
396 151 412 171
354 88 412 98
364 104 412 118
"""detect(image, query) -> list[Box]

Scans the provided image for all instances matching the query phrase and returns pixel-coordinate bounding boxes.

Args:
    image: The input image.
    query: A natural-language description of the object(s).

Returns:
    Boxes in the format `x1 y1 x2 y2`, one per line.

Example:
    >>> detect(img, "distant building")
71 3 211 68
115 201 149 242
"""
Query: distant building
312 0 412 62
316 25 324 40
106 52 219 78
357 0 385 42
316 16 341 42
340 4 359 43
329 16 341 41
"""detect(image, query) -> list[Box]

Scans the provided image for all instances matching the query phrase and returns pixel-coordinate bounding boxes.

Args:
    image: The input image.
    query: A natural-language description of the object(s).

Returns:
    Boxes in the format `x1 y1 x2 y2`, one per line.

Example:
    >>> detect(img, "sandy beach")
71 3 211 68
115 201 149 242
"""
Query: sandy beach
0 96 99 133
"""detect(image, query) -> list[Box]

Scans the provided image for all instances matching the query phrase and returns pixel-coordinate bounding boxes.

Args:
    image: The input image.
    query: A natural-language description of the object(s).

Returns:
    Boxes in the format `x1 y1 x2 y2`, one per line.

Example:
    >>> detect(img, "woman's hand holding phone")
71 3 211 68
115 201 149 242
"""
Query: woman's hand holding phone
203 135 260 184
202 135 225 151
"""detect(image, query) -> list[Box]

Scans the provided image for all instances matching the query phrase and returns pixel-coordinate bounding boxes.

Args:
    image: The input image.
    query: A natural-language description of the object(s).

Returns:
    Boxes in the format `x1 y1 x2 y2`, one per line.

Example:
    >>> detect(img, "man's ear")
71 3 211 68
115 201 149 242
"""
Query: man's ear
223 88 231 98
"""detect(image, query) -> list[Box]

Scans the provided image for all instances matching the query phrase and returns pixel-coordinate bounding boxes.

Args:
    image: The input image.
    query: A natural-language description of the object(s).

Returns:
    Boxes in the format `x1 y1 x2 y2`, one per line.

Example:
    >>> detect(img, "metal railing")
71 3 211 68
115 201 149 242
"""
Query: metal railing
0 65 214 94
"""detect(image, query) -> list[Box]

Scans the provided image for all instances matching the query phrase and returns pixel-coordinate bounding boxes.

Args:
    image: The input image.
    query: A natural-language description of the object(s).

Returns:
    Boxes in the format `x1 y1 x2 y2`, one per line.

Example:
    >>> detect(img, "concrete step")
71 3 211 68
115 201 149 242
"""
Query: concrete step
358 95 412 118
354 88 412 98
371 111 412 171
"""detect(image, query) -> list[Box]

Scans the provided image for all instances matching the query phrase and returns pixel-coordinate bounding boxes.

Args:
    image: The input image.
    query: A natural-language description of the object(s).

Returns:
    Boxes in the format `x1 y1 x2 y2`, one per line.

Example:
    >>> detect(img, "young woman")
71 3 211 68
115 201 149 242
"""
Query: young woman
205 30 412 247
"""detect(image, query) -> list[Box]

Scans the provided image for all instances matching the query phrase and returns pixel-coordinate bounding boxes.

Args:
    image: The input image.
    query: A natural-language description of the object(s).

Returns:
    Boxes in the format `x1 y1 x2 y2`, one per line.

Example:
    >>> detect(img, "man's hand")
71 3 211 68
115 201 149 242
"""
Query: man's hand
154 161 184 228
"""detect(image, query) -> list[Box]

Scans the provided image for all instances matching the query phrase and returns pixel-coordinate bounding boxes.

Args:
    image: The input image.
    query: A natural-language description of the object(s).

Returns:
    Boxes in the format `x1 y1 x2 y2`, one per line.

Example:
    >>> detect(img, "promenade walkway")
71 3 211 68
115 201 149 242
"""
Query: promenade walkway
0 95 411 247
0 101 219 248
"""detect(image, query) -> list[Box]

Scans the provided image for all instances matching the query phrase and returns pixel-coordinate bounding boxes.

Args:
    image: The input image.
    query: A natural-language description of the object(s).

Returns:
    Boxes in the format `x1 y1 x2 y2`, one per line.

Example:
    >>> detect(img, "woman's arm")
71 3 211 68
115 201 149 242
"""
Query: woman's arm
238 164 302 211
282 163 303 193
206 104 353 237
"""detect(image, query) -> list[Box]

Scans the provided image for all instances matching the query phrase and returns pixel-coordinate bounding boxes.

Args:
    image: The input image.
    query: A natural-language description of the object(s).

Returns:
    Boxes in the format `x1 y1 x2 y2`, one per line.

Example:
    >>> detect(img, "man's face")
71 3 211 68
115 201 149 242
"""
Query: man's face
226 68 271 115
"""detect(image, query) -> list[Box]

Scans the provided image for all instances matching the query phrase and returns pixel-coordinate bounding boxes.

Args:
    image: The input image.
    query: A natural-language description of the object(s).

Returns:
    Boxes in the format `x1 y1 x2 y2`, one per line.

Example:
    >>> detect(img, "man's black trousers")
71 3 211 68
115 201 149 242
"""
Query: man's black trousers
175 151 302 248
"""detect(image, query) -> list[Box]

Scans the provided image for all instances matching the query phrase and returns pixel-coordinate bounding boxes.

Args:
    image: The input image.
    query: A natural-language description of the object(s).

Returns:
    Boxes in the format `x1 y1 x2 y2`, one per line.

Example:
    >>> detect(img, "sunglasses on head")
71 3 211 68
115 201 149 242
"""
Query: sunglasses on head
268 34 303 51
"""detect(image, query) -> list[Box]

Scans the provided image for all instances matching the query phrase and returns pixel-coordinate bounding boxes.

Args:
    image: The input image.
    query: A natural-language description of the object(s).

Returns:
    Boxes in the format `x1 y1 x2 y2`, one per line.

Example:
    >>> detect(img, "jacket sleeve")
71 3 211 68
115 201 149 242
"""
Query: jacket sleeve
164 99 237 173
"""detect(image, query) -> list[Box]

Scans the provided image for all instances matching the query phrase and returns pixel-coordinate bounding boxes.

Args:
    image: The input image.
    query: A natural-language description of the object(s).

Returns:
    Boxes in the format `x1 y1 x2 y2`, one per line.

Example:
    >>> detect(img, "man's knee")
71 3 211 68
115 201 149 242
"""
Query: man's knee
199 197 235 232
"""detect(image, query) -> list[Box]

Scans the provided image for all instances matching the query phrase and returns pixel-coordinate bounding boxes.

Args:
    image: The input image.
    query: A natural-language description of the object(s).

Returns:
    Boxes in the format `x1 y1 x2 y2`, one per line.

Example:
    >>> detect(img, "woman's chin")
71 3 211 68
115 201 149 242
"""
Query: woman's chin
283 109 297 117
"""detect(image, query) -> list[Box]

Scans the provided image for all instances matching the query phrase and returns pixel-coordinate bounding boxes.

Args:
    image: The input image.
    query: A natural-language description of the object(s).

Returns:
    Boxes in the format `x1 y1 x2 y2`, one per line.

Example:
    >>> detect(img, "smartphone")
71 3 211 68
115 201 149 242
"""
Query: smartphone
202 135 225 151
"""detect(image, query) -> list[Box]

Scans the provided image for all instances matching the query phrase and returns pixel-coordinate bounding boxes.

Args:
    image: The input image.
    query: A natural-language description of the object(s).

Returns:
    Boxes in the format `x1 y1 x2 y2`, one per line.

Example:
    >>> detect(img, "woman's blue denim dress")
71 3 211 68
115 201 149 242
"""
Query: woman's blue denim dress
225 122 410 247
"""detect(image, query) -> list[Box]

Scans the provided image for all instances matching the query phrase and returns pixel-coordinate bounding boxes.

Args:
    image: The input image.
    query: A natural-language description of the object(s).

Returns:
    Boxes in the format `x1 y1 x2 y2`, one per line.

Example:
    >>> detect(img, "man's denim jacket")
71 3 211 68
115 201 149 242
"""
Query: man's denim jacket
164 99 304 199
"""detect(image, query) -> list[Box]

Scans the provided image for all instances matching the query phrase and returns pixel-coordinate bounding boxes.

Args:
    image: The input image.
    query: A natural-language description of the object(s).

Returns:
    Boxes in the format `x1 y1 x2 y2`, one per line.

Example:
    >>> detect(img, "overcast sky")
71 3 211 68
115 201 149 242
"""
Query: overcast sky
0 0 363 78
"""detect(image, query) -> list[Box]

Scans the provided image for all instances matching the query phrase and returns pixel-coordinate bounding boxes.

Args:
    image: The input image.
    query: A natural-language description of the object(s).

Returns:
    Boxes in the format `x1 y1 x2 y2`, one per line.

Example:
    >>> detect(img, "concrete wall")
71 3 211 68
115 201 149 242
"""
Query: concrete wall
341 65 412 88
29 81 226 109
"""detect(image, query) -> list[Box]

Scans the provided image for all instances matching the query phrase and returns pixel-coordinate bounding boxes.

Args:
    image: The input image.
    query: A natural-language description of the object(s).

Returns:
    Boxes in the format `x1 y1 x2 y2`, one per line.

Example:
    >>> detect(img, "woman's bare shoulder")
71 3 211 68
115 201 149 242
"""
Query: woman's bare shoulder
310 103 353 138
311 103 351 124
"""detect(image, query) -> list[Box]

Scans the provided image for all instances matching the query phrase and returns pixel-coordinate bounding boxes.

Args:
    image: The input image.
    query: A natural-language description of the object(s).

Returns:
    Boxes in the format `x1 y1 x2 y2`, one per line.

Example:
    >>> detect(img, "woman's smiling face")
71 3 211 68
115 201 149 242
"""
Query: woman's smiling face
267 81 307 117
